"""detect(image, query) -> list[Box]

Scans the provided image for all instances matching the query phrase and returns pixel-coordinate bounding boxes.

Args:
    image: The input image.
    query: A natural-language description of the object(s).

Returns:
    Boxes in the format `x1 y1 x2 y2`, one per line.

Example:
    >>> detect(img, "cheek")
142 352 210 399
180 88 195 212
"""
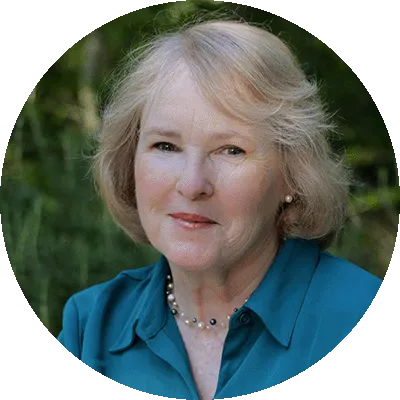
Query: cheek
135 155 175 206
218 163 282 214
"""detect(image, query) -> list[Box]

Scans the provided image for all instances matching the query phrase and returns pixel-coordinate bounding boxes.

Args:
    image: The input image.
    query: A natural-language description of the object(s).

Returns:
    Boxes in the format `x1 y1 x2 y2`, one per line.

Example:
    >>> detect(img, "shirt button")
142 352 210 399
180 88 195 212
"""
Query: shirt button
238 312 251 325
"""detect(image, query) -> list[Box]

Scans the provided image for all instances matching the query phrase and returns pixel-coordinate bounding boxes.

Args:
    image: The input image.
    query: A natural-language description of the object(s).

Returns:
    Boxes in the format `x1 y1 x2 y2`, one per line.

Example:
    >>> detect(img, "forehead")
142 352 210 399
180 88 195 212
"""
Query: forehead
141 70 260 140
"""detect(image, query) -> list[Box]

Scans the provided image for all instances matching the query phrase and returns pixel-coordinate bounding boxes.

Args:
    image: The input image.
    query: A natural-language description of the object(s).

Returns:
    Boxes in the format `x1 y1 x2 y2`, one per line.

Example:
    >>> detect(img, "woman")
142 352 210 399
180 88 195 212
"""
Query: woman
58 20 381 399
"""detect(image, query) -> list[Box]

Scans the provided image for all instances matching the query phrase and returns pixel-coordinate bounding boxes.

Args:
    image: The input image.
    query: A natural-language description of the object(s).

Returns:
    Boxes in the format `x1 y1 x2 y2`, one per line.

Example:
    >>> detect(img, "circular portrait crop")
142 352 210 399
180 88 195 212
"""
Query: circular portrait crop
1 2 397 399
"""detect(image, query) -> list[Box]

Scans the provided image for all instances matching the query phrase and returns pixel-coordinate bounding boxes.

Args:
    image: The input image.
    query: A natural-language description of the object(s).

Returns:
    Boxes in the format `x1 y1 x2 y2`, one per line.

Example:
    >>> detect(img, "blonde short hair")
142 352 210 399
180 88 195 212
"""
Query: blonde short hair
94 20 351 249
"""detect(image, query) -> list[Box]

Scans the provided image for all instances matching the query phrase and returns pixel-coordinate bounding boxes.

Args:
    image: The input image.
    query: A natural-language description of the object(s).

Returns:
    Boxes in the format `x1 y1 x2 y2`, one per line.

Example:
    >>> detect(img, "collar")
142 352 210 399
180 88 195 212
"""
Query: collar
245 238 320 347
109 256 170 353
109 239 320 353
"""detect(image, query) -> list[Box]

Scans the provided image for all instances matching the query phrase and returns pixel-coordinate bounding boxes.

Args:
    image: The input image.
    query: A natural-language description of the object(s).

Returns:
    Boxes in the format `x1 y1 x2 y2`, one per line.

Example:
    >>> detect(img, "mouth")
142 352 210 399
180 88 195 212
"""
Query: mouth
170 215 217 231
169 213 217 224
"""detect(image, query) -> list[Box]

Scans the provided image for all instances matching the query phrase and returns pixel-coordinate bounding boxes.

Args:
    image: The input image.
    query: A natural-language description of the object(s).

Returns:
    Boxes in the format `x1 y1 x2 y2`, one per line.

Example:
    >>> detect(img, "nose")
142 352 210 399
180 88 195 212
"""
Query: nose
175 155 214 200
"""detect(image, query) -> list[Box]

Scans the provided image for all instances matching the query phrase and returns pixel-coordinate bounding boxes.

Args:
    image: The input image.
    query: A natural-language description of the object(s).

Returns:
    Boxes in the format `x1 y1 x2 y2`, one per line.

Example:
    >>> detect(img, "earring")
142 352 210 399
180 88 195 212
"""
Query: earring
284 195 293 203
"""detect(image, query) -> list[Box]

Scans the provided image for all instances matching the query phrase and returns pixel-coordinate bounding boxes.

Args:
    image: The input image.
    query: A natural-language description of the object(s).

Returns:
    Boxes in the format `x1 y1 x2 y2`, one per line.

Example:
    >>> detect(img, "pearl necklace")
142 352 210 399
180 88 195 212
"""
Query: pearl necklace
166 274 248 330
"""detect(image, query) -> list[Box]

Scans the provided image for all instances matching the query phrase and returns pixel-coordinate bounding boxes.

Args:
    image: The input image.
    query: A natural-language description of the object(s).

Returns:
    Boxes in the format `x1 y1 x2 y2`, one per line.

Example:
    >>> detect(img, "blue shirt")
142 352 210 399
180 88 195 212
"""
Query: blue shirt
58 239 381 398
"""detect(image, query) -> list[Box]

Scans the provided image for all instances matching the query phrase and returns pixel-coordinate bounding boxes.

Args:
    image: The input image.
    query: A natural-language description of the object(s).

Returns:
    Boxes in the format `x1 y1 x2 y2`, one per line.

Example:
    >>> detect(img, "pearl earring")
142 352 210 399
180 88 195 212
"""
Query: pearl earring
284 195 293 203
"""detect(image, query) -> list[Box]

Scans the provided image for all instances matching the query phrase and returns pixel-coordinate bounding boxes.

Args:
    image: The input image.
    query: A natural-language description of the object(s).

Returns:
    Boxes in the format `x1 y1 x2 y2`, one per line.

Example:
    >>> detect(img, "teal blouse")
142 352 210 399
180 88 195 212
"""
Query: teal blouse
58 239 381 398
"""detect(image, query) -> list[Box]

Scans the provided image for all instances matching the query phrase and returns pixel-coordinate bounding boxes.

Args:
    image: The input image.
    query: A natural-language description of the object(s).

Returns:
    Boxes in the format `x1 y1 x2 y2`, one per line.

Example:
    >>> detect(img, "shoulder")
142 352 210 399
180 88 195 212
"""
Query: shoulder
58 263 157 357
308 251 383 319
66 263 155 320
306 250 382 323
316 251 382 299
296 250 382 361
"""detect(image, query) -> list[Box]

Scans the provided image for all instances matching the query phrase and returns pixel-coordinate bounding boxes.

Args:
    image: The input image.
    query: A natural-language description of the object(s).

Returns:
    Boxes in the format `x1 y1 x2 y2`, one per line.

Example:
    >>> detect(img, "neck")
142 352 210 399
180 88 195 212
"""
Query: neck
167 235 281 330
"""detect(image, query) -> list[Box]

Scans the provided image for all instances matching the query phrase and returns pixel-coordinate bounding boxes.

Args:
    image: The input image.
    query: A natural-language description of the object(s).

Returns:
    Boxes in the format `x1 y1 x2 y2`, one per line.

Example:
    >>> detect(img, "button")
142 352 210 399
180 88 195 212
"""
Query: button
238 312 251 325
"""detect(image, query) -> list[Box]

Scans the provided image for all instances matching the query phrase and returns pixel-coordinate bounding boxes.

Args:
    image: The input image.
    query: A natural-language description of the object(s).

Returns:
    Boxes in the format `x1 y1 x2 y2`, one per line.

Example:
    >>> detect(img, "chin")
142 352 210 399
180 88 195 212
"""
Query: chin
162 243 218 271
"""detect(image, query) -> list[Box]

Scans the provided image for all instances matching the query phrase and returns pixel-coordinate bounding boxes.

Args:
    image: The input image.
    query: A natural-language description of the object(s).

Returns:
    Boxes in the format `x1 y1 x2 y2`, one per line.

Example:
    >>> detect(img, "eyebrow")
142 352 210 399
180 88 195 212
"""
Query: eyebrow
141 128 253 141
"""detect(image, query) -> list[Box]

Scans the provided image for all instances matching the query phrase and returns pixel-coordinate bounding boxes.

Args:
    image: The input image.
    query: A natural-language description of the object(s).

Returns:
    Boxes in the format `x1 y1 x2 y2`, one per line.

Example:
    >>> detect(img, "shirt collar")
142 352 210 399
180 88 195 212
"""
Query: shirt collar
109 256 170 353
109 239 320 353
245 238 320 347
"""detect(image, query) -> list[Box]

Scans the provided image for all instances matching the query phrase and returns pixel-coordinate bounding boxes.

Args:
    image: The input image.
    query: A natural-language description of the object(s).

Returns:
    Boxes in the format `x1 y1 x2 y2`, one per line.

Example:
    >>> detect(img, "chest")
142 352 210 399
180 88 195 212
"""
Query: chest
178 323 227 400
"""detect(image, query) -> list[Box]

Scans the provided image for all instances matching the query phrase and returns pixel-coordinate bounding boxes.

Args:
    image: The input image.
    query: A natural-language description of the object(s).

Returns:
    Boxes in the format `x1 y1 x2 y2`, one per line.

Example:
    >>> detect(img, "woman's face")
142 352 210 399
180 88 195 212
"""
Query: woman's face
135 70 284 272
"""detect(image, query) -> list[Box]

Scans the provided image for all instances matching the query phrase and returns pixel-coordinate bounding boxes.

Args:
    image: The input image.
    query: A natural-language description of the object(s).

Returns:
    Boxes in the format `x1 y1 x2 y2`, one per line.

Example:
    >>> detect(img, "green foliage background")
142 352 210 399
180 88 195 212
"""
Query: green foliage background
1 1 398 337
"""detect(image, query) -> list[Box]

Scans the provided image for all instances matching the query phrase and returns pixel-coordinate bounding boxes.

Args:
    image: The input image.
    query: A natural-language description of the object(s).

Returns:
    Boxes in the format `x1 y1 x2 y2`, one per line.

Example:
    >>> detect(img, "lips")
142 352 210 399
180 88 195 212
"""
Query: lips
170 213 216 223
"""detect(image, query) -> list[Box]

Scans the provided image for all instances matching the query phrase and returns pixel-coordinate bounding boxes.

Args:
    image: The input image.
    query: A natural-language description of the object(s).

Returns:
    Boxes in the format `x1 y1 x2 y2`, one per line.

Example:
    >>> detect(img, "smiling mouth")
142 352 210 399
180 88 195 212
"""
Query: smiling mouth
170 213 216 223
172 217 216 225
170 217 217 231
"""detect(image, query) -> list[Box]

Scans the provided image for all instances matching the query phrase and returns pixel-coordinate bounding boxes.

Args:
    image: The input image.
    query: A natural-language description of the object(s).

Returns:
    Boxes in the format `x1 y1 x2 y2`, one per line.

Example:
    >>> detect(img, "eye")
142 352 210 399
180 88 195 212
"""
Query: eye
152 142 179 152
221 146 246 156
152 142 246 156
